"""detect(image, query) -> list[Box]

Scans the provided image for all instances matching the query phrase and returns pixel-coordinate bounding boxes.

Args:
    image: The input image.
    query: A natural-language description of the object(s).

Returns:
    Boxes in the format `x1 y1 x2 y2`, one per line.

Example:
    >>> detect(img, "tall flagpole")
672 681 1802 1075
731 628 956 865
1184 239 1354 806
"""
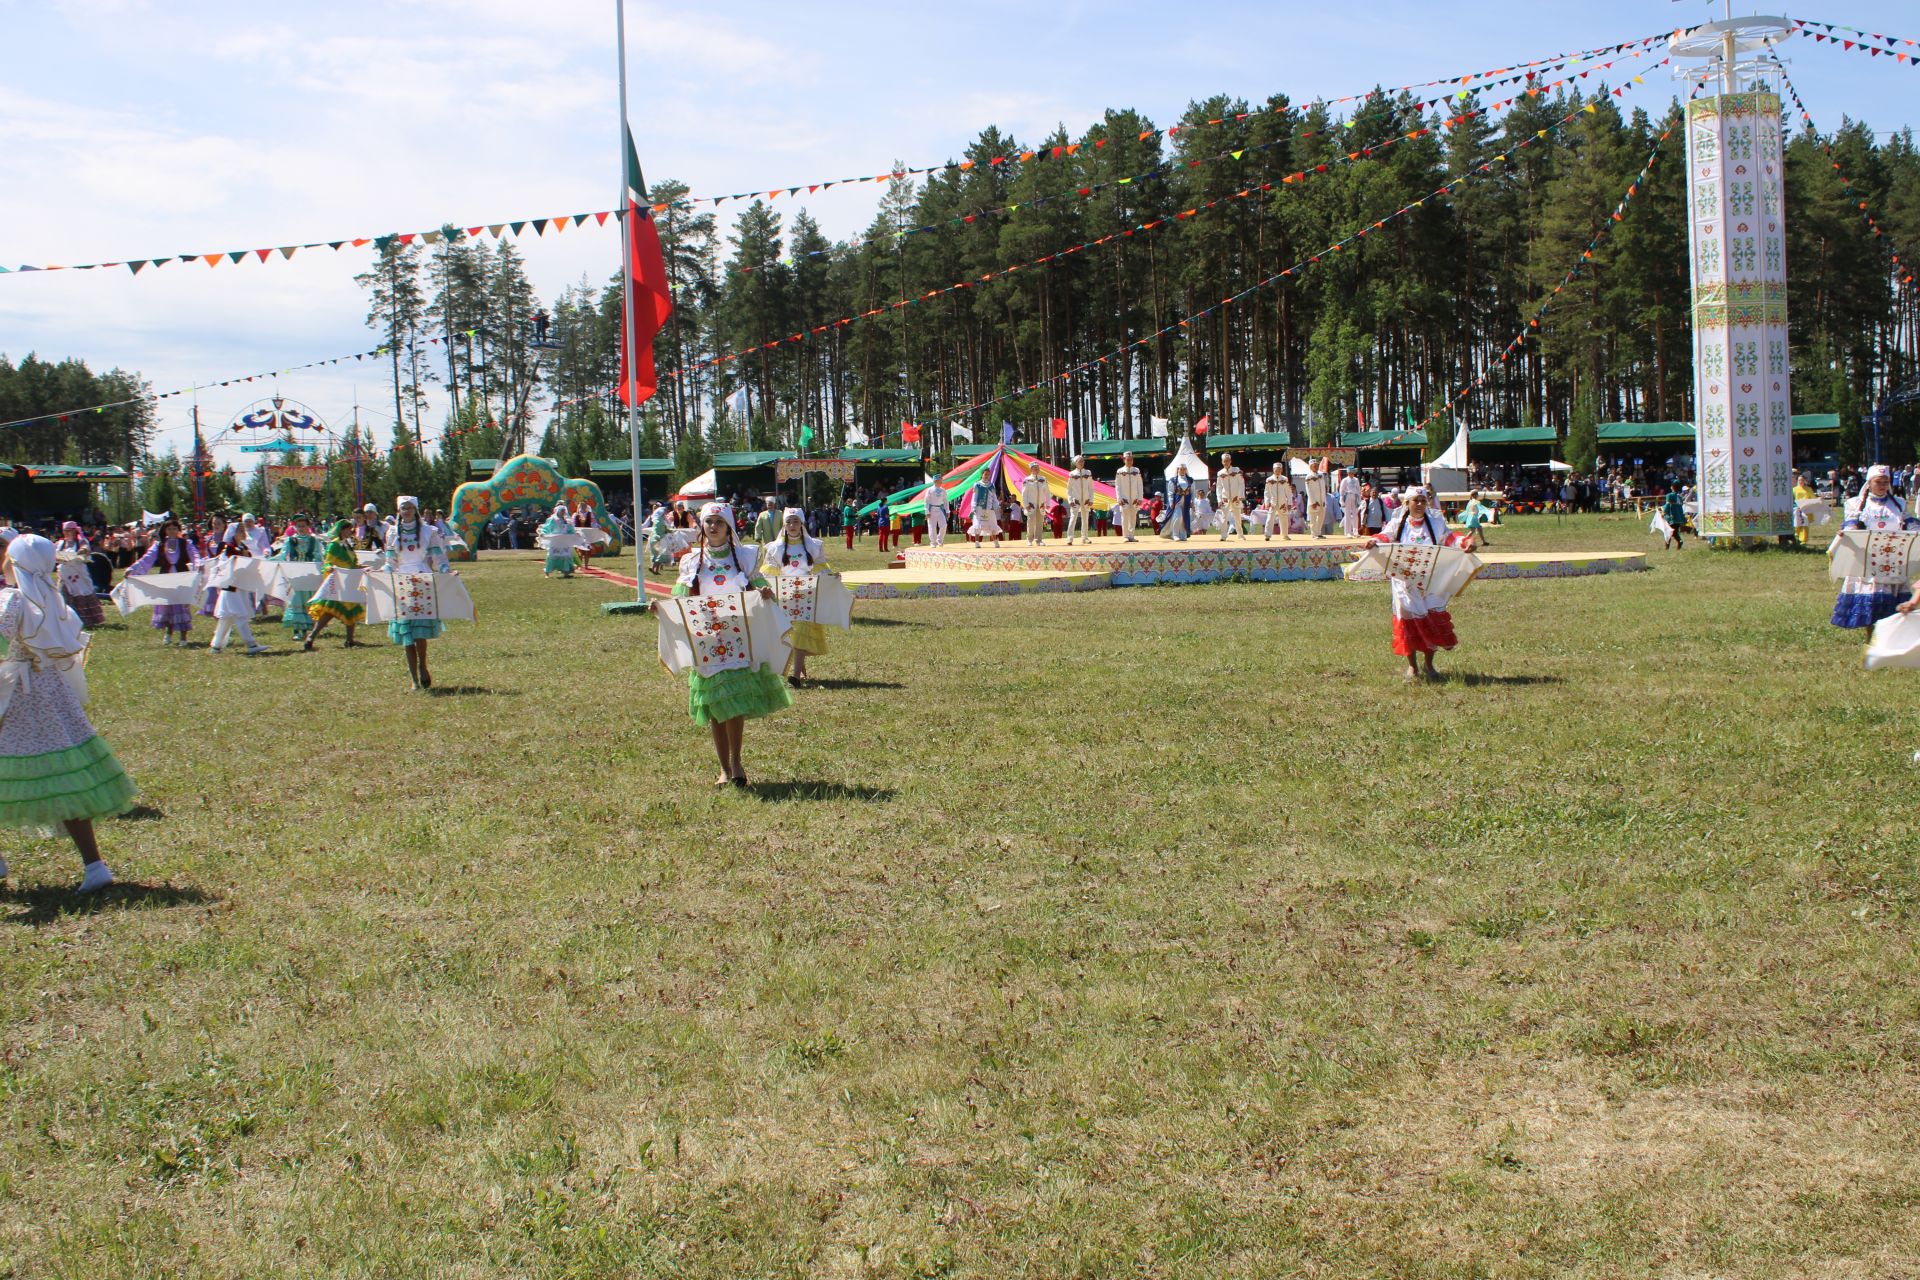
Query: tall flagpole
616 0 645 594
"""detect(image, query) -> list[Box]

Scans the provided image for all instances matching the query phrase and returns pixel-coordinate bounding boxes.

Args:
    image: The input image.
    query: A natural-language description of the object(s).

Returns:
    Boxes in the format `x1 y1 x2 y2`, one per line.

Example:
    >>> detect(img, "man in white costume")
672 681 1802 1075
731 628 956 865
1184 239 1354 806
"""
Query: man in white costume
1337 467 1363 537
1020 467 1050 546
1065 455 1096 544
923 479 950 548
1263 462 1295 540
1113 452 1145 542
1303 462 1330 538
1215 453 1248 539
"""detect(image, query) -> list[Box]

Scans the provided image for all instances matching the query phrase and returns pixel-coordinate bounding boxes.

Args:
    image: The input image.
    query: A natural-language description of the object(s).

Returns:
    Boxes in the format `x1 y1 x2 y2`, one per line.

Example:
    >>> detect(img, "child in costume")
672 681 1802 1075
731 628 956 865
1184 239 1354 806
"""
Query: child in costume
0 535 137 893
271 512 327 640
127 518 200 644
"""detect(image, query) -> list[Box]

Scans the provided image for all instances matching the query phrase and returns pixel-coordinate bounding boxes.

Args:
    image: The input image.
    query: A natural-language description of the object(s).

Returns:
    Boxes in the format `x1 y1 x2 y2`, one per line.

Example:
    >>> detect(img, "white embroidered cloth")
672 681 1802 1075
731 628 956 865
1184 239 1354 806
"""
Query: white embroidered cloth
656 590 791 678
773 570 854 630
1828 528 1920 586
1344 541 1482 608
109 571 201 616
362 572 475 624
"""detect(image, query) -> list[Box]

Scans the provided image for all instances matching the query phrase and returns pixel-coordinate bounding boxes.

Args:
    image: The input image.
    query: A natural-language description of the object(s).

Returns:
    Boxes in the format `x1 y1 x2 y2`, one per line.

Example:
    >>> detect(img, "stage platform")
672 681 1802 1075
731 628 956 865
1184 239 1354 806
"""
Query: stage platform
1470 550 1649 579
901 534 1372 585
840 567 1112 600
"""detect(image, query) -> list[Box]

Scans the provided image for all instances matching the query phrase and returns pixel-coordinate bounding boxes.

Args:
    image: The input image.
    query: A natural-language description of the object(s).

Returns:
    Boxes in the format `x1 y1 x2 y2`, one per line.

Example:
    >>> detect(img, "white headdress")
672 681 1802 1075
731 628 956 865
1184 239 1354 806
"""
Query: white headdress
3 534 88 655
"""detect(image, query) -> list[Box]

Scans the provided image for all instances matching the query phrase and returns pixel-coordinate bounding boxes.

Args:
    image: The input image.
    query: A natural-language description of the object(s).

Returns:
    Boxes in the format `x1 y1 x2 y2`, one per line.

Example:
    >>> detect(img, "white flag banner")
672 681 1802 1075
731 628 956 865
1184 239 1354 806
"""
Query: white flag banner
1650 511 1674 541
725 386 749 419
1828 528 1920 584
844 423 871 447
361 572 475 625
109 571 200 616
950 420 974 444
1149 416 1170 437
655 590 791 678
1865 610 1920 671
140 509 171 528
1252 412 1267 433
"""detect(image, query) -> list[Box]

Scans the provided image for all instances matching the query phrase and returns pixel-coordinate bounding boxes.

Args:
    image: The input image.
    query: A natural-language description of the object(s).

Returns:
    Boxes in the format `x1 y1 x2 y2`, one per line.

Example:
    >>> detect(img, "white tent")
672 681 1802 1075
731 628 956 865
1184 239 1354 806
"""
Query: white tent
1163 435 1212 483
673 468 717 501
1423 422 1469 494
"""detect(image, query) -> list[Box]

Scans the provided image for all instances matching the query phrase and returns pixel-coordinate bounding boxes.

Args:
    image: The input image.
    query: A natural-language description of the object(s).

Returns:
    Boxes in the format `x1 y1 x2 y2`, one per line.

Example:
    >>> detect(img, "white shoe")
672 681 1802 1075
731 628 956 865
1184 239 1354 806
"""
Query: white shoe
78 861 114 894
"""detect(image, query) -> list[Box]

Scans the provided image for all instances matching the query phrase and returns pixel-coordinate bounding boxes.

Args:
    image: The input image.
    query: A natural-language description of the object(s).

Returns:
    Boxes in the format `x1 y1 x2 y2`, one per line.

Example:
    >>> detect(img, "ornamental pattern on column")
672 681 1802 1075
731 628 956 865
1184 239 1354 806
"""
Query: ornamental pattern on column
1686 92 1794 538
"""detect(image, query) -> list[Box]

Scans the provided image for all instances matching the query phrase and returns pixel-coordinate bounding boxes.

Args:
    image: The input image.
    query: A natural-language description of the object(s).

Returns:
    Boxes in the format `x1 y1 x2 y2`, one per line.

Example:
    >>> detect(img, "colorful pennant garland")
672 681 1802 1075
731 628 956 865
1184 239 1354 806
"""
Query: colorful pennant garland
912 67 1670 423
1775 59 1918 291
1 36 1686 281
675 65 1663 386
1790 17 1920 60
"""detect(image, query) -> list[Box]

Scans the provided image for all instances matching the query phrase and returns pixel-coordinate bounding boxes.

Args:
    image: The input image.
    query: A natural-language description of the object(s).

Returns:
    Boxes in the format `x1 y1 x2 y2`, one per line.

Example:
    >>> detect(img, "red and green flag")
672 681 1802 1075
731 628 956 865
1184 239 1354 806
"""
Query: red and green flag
618 125 674 407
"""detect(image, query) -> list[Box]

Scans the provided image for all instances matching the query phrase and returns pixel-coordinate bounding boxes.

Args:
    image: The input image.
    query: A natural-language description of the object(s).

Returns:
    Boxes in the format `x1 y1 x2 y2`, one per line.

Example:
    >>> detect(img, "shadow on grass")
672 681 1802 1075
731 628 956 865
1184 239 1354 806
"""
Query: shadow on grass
851 617 924 629
120 804 167 821
3 881 215 927
1451 673 1565 687
750 780 896 803
427 685 511 697
797 677 905 691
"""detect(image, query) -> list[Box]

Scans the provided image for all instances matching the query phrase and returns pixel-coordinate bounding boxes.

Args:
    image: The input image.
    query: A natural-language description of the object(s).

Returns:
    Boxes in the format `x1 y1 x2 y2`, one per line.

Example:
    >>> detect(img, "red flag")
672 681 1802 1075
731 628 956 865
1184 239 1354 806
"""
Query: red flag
1194 414 1210 435
901 421 922 444
619 126 674 407
1050 417 1068 440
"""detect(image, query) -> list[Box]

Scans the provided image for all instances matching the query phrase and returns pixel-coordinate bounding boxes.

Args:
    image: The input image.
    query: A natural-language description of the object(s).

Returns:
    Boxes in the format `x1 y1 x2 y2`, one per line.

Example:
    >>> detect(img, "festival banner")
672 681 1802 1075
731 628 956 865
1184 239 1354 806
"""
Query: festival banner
1285 448 1358 465
774 458 857 483
265 464 328 490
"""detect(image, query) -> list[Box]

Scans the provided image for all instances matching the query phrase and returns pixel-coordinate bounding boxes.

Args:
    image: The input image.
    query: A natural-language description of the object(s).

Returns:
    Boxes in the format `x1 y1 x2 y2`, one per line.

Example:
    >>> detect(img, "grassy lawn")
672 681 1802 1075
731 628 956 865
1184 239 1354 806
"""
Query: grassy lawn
2 514 1914 1279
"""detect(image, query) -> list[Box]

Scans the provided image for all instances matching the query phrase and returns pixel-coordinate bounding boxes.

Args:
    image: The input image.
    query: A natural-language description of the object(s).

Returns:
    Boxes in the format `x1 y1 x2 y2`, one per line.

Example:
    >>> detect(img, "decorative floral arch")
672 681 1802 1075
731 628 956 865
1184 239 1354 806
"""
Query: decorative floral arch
447 453 617 561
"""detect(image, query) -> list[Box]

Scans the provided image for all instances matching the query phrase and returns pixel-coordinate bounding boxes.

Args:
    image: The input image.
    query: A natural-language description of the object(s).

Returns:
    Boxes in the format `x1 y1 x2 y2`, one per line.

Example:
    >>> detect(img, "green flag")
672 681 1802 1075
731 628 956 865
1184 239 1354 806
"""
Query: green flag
1099 420 1111 440
1404 406 1418 429
799 424 816 448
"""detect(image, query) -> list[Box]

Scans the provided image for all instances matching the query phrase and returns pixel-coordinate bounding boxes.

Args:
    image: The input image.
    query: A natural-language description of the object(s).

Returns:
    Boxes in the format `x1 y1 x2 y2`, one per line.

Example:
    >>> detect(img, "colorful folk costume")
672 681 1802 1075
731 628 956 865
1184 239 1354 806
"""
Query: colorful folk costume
1066 460 1097 544
1215 457 1247 539
125 527 201 643
1460 494 1498 548
271 524 327 638
1652 490 1687 550
377 499 459 691
1114 460 1145 542
539 505 581 577
1161 471 1198 541
207 542 267 655
1345 503 1480 680
0 535 136 892
1020 469 1050 546
656 504 793 785
1263 466 1295 540
763 512 854 681
1303 467 1330 539
967 479 1002 543
924 480 950 547
305 521 367 648
1830 469 1920 630
53 525 104 628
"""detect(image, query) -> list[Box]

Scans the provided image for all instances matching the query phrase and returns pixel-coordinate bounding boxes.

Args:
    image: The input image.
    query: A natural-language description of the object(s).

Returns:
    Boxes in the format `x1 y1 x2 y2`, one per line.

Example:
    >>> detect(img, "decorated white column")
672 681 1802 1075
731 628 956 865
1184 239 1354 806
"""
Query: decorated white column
1674 18 1795 540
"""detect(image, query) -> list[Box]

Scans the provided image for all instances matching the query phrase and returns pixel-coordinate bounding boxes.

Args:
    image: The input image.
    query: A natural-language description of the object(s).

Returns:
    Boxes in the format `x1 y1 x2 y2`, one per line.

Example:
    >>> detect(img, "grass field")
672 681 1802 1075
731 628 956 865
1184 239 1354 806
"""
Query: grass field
2 514 1915 1278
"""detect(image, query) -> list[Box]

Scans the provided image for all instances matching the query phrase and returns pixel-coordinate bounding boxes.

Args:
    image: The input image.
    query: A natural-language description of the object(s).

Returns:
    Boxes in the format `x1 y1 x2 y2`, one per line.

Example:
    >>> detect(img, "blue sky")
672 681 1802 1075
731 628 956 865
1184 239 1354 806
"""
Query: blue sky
5 0 1918 465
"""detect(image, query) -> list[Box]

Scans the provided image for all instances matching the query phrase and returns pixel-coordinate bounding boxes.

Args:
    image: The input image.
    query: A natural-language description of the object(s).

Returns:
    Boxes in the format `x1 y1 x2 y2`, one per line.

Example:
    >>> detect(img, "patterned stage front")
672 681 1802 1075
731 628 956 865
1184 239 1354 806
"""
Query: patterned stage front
901 534 1372 585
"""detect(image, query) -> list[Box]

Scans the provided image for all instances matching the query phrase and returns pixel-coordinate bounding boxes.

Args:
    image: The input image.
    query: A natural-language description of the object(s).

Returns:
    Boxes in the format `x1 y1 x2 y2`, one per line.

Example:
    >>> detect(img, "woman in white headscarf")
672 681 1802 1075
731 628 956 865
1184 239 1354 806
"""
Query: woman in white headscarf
1832 464 1920 630
381 495 455 691
0 535 136 892
539 502 579 578
653 501 792 785
763 507 830 682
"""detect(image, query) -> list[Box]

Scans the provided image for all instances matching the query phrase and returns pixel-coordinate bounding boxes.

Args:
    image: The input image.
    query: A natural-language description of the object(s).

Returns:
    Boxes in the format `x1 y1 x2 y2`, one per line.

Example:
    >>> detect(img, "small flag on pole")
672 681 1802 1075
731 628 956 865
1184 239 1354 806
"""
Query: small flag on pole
1050 418 1068 440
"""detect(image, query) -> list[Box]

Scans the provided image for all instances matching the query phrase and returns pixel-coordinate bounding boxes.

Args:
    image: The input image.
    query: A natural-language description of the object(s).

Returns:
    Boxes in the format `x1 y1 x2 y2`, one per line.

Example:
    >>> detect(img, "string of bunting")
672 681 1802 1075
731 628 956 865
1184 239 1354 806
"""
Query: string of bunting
1789 17 1920 59
735 49 1664 276
2 35 1685 281
675 64 1662 386
917 67 1670 425
1774 59 1917 291
1373 113 1686 452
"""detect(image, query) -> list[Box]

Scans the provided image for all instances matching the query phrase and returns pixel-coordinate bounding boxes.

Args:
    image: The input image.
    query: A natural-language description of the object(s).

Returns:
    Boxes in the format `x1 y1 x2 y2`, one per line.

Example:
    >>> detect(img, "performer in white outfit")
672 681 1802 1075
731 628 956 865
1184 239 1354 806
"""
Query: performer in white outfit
1303 463 1330 539
1020 468 1050 545
1215 453 1247 539
923 480 950 547
1113 453 1145 542
1337 468 1363 537
1065 455 1096 544
1263 463 1295 540
380 496 456 692
967 476 1002 543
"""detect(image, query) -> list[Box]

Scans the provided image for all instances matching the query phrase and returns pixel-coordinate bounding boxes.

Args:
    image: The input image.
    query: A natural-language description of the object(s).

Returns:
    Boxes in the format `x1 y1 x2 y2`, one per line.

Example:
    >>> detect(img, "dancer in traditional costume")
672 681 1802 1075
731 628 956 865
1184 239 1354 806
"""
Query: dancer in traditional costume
1066 456 1096 544
924 479 950 547
53 523 104 628
1338 468 1363 537
1114 453 1145 541
381 496 455 691
539 503 579 578
1657 489 1687 550
1459 491 1497 549
1215 454 1247 539
1162 465 1198 540
1370 489 1474 681
1793 473 1819 544
1831 465 1920 630
763 508 851 683
270 512 327 640
304 520 366 650
968 476 1003 544
127 518 200 644
207 537 267 655
0 535 137 893
1303 463 1329 538
1262 463 1294 540
1020 468 1049 545
654 502 792 786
